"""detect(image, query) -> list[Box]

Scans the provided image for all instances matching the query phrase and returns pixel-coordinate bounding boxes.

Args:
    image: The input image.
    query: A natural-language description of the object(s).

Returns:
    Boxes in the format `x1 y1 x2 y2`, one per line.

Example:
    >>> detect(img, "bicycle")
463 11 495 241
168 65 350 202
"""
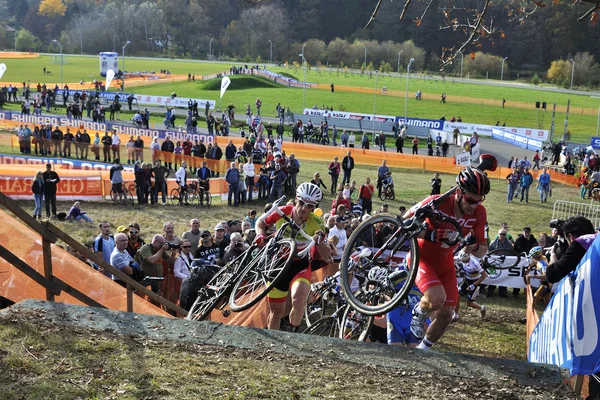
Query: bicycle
227 195 315 312
303 273 375 341
186 251 257 321
338 154 498 315
109 181 134 206
169 182 200 206
379 183 395 201
197 183 212 207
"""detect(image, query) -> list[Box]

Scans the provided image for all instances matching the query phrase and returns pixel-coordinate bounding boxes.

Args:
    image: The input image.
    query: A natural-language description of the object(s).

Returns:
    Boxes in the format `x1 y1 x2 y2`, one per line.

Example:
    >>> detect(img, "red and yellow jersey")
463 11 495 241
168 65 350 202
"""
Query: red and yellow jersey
264 205 325 252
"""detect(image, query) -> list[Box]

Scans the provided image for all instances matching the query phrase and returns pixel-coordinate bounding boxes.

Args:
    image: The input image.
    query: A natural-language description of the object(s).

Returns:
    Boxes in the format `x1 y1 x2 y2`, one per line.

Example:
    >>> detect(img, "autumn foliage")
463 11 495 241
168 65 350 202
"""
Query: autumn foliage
38 0 67 18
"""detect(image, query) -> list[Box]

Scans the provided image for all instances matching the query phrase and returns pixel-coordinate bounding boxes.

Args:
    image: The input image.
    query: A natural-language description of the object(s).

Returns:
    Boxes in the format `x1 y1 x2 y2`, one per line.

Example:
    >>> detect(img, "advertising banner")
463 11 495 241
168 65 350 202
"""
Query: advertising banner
56 90 216 110
0 175 103 200
394 116 445 130
591 137 600 150
303 108 396 123
492 128 543 151
444 121 549 141
455 152 471 166
0 112 215 143
528 235 600 376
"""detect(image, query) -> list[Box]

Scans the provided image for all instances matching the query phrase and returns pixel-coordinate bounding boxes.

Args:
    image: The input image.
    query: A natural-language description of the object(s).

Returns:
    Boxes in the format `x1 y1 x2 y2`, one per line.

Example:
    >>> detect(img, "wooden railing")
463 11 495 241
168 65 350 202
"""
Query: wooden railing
0 191 187 316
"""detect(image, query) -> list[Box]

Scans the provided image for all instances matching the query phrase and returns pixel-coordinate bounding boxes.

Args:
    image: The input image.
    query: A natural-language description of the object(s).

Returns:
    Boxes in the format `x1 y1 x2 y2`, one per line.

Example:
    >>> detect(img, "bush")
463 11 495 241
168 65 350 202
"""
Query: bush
531 73 540 86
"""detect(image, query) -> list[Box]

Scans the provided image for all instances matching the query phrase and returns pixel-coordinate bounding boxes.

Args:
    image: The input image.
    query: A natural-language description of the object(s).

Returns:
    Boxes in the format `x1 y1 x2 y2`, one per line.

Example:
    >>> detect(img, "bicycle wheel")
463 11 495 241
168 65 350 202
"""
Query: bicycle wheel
305 286 326 327
379 191 386 201
123 189 134 206
109 189 117 203
482 249 522 270
187 266 236 321
169 188 180 205
339 304 374 341
389 189 396 200
188 192 200 207
339 213 419 316
229 238 296 312
203 191 212 207
302 316 339 338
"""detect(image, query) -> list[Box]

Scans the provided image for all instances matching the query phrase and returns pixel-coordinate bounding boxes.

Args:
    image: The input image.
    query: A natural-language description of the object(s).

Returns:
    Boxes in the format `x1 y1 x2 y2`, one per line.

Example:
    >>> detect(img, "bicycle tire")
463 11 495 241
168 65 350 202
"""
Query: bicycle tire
389 189 396 201
339 304 374 341
302 316 339 338
304 287 326 328
188 193 200 207
339 213 419 315
481 249 522 270
203 191 212 207
186 266 235 321
169 188 180 205
379 191 386 201
123 189 134 206
228 238 297 312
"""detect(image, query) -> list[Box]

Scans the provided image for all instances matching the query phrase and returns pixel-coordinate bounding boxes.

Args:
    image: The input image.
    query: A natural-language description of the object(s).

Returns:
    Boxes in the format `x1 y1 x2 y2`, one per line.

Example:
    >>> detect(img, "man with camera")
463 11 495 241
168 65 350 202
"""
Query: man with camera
134 234 176 292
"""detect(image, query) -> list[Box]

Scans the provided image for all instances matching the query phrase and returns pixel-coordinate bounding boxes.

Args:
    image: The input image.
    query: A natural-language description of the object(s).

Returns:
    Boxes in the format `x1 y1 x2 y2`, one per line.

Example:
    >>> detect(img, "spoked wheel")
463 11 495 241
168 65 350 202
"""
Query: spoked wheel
302 316 339 338
123 189 134 206
340 213 419 316
379 191 386 201
388 189 396 200
229 238 296 312
481 249 522 271
201 191 212 207
339 304 374 341
305 285 327 328
169 188 181 205
186 266 235 321
187 193 200 207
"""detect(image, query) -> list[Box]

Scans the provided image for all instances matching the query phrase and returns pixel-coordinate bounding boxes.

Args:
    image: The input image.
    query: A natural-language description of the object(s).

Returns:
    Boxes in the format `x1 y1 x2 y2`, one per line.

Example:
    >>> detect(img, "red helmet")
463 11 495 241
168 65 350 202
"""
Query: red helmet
456 167 490 196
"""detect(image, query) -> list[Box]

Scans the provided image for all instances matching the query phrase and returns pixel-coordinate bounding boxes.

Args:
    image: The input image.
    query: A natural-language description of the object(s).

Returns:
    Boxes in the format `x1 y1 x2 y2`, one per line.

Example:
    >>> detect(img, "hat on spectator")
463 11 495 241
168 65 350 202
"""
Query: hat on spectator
200 230 212 237
128 223 140 231
227 220 241 227
214 222 226 231
116 225 129 233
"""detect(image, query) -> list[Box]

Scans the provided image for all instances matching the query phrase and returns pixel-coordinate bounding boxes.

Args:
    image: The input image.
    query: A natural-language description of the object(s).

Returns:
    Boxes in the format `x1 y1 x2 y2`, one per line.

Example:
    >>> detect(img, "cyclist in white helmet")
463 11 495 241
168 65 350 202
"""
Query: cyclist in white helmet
255 182 327 331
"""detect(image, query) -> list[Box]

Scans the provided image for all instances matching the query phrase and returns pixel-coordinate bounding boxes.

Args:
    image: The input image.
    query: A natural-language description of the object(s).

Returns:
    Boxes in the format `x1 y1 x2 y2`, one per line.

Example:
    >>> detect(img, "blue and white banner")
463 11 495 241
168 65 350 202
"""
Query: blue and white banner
444 121 549 141
0 153 136 171
55 90 216 110
492 128 543 151
528 235 600 376
0 111 215 144
591 137 600 150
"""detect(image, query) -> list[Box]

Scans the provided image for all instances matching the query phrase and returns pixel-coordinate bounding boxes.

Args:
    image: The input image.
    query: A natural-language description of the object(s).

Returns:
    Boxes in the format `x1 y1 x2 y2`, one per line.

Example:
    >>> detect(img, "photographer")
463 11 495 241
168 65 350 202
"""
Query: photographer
219 233 248 266
545 216 596 284
134 234 176 292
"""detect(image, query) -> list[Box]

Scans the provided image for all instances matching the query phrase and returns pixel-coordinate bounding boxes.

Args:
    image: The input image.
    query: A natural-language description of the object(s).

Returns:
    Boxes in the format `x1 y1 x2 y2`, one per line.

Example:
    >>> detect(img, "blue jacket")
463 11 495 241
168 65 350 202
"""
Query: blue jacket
225 168 240 185
520 172 534 187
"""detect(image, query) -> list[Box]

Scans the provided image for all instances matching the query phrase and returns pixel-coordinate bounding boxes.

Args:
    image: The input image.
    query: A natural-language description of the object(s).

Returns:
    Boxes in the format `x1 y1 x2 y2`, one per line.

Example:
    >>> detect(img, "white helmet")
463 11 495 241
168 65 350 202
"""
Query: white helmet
296 182 323 205
367 266 388 282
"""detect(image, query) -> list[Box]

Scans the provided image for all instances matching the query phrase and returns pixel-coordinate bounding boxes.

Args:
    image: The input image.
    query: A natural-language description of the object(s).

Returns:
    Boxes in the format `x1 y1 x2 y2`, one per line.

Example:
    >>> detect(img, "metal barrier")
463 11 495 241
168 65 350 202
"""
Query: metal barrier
552 200 600 227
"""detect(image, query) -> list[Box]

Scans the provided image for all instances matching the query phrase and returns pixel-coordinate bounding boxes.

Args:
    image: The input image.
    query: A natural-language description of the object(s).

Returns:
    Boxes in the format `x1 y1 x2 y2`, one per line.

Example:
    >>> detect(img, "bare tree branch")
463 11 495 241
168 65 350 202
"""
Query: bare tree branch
578 4 599 21
365 0 384 28
400 0 413 21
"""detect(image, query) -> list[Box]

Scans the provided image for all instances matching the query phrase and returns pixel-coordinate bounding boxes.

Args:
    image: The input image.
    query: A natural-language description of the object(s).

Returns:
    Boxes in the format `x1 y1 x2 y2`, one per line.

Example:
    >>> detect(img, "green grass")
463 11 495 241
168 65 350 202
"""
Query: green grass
2 55 599 140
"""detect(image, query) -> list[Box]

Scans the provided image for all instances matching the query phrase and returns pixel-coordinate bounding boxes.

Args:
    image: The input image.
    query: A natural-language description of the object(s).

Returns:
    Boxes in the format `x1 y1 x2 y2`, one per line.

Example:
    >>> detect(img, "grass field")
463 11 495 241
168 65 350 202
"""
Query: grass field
2 55 598 140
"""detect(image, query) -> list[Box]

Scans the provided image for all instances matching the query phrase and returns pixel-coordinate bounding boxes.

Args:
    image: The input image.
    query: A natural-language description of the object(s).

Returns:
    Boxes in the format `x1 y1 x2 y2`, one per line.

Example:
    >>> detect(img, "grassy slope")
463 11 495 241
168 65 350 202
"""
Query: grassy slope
2 55 598 139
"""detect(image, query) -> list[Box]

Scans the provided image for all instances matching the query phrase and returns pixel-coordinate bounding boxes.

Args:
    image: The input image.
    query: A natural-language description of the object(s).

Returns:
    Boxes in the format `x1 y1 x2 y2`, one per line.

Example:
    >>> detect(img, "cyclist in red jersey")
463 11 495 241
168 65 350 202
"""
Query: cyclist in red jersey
405 167 490 350
255 182 326 331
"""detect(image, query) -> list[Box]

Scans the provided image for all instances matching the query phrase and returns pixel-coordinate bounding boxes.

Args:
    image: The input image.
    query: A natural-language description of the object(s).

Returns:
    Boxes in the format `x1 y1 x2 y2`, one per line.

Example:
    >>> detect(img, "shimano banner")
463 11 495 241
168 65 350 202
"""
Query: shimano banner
528 235 600 376
395 116 445 130
56 90 216 110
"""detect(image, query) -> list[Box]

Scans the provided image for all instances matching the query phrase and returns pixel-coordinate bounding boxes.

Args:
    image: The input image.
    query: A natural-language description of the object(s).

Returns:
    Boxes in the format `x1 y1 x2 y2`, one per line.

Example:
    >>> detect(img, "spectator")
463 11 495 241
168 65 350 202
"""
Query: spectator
175 161 189 205
110 233 139 284
237 164 247 205
194 230 222 264
125 223 145 258
220 233 247 266
537 167 551 203
430 173 441 195
152 160 169 205
341 151 354 186
31 170 44 220
348 132 356 148
243 158 256 202
93 221 115 276
310 172 328 194
225 162 240 206
101 131 112 163
395 134 404 153
42 163 60 219
110 159 124 202
376 160 390 199
331 191 351 215
328 156 341 195
412 136 419 155
519 168 534 204
174 239 194 281
162 221 182 247
161 136 175 169
66 201 93 223
269 163 287 201
359 177 375 215
506 168 519 203
245 209 258 228
181 218 202 256
111 130 121 162
328 216 347 263
225 140 237 161
214 222 231 254
361 133 370 150
513 227 538 296
134 234 175 292
486 229 514 297
287 153 300 193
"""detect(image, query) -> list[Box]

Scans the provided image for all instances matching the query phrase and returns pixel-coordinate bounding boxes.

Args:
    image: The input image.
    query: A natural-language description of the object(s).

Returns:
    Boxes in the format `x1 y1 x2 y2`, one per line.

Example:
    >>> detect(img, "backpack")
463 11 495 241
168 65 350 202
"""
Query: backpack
375 135 380 145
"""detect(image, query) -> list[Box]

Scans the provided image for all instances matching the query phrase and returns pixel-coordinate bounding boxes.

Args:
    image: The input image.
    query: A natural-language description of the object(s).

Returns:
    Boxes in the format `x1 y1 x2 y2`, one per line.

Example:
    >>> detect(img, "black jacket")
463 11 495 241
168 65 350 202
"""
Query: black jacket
342 155 354 171
514 234 538 255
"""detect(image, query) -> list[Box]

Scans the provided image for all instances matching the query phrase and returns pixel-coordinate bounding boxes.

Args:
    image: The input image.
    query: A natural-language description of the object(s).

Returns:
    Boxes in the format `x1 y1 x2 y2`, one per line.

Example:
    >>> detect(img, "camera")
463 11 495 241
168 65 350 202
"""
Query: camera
167 242 181 250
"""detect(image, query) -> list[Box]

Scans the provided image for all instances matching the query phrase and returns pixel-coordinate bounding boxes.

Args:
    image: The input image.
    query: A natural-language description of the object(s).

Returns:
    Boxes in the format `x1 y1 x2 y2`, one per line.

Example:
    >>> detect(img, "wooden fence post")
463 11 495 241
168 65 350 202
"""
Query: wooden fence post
42 238 54 302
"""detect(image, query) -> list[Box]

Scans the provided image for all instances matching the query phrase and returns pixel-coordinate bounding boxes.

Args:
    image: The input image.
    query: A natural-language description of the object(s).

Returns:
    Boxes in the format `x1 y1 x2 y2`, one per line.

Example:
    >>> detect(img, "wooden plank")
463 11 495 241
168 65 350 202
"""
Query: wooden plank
0 244 61 295
126 285 133 313
44 222 187 316
0 192 57 243
42 238 55 301
51 276 106 309
573 375 584 395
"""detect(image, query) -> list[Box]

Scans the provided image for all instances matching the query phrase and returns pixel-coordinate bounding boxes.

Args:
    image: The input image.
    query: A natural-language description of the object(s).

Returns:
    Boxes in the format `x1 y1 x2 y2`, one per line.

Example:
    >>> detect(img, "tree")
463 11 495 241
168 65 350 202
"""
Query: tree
546 59 571 84
38 0 66 18
531 73 541 85
15 28 41 51
573 51 600 86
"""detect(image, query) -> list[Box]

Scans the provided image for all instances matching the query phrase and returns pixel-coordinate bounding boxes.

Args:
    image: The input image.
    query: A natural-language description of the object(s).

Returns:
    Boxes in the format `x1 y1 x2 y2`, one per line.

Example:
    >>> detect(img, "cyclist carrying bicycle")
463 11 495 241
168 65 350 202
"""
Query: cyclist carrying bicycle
407 167 490 350
524 245 552 305
255 182 326 331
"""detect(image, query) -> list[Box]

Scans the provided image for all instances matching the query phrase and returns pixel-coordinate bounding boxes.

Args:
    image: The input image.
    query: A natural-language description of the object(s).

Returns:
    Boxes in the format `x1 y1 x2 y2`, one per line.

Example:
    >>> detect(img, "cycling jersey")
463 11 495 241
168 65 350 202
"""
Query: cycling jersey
409 194 488 306
264 204 325 254
461 255 484 280
387 285 425 345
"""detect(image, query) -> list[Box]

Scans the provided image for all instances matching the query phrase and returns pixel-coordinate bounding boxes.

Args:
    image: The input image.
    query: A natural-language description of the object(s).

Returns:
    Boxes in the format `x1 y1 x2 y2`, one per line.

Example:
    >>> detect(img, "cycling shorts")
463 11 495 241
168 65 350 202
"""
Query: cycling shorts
414 254 458 307
112 182 123 194
268 257 311 303
387 315 421 346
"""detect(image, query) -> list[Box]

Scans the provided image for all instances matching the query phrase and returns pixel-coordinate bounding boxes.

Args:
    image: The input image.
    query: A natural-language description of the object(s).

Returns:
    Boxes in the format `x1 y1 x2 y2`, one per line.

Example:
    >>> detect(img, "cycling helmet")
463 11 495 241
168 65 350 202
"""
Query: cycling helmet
296 182 323 205
456 249 470 262
456 166 490 196
528 246 543 259
367 266 388 282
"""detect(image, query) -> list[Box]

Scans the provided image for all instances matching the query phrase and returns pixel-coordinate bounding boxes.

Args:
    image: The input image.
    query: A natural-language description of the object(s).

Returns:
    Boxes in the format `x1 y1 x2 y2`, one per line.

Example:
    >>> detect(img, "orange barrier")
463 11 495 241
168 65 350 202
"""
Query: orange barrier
0 208 170 316
0 52 40 58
